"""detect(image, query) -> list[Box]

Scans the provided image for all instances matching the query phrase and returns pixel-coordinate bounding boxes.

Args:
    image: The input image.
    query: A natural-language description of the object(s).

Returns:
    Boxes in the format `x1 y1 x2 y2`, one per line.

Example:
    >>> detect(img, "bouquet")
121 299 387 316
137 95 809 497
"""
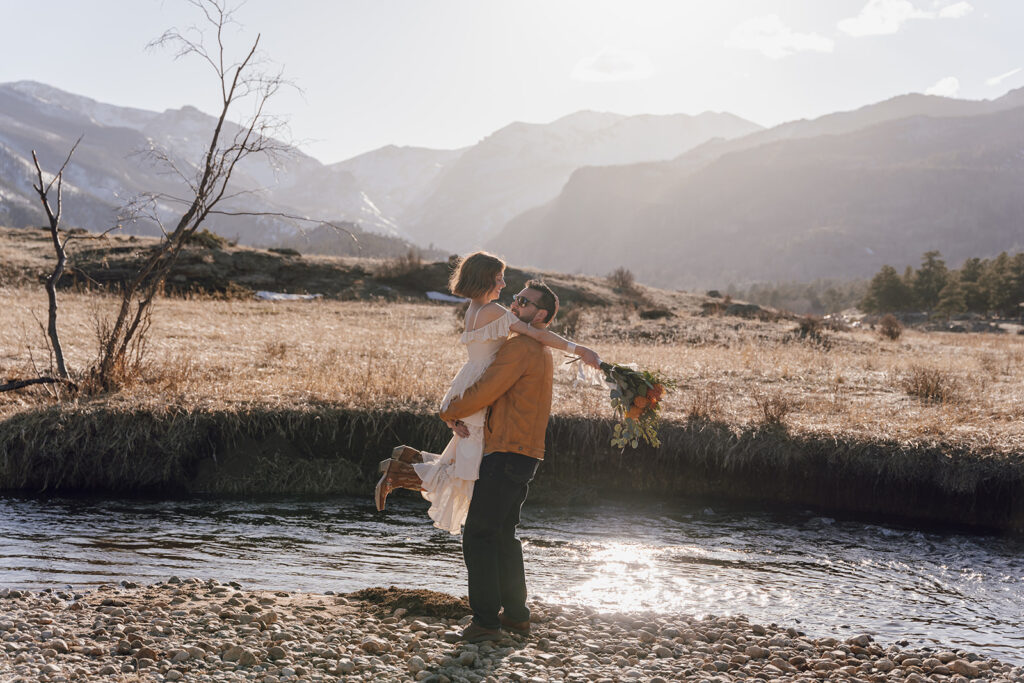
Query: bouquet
598 361 671 450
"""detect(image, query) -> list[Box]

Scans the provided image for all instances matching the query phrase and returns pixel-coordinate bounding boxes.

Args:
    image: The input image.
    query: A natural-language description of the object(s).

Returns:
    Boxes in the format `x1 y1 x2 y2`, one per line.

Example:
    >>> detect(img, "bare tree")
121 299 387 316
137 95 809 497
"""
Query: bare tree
1 142 87 394
91 0 299 390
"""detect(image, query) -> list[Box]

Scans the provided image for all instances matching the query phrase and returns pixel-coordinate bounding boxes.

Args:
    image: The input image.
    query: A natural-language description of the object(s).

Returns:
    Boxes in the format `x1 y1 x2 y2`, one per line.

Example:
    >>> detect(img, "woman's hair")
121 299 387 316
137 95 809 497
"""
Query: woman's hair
525 279 558 323
449 251 506 298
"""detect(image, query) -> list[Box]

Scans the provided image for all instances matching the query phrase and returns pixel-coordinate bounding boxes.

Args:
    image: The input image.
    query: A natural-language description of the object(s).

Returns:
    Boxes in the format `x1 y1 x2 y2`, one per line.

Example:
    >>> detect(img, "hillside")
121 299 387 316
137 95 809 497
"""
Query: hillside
0 225 711 313
491 97 1024 289
402 110 762 250
1 82 760 256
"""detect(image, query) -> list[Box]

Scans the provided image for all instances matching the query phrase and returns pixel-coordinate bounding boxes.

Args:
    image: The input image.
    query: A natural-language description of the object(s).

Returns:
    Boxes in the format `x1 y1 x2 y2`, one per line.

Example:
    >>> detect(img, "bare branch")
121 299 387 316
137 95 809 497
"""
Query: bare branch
0 377 65 393
46 135 83 194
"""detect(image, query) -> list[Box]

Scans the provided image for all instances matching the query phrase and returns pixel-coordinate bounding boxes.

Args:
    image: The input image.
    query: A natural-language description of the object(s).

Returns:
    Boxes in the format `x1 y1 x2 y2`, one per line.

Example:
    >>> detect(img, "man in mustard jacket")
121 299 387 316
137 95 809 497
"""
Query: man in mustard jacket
439 280 558 643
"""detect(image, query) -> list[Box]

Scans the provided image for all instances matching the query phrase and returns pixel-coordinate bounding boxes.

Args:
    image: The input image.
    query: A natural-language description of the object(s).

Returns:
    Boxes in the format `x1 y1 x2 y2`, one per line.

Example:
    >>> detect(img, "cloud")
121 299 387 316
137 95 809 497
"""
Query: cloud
925 76 960 97
986 67 1022 86
724 15 834 60
838 0 973 36
571 49 655 82
939 1 974 19
838 0 931 36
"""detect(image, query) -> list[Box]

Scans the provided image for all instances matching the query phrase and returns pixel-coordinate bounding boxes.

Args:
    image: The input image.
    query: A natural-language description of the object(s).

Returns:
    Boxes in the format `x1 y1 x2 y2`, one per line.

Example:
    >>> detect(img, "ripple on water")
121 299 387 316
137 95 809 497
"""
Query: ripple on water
1 495 1022 663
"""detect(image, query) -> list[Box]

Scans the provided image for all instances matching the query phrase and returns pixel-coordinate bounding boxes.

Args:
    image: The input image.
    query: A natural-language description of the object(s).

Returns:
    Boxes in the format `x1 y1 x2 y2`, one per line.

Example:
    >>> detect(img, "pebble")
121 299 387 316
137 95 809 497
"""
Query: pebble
0 579 1019 683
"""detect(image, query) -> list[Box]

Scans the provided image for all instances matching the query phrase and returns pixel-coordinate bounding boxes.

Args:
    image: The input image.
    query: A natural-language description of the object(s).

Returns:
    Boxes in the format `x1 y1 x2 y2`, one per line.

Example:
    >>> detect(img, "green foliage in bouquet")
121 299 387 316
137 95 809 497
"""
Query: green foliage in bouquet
600 361 673 450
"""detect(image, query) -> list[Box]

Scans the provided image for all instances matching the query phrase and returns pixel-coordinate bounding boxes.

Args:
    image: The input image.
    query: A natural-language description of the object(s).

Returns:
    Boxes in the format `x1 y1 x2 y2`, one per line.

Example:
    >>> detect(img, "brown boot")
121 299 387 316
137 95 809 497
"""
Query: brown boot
378 446 423 475
389 459 424 491
392 445 423 464
374 459 424 511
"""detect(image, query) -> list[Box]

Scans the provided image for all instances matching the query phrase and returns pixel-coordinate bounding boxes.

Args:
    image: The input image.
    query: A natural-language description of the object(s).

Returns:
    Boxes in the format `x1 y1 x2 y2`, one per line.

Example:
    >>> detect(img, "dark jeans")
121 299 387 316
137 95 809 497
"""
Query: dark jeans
463 451 539 630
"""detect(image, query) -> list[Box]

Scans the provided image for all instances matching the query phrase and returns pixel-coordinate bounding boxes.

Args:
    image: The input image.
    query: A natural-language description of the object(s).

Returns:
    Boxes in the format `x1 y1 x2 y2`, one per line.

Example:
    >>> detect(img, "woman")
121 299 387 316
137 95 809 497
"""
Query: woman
375 251 600 533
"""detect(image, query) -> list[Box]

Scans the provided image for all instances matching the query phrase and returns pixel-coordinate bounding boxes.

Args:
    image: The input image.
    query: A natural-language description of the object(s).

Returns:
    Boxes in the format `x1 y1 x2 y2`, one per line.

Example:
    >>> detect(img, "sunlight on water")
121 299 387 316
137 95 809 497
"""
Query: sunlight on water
1 495 1022 664
556 541 670 612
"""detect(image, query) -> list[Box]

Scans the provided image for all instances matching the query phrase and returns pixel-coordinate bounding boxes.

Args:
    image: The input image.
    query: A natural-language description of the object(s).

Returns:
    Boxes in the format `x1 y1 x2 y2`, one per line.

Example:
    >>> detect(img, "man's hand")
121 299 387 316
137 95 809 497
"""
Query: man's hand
446 419 471 438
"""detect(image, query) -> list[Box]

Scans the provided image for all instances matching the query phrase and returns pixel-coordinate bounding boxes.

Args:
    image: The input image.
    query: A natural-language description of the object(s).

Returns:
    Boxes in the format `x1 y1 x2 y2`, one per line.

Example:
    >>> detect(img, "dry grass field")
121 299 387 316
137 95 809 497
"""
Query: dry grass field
3 284 1023 460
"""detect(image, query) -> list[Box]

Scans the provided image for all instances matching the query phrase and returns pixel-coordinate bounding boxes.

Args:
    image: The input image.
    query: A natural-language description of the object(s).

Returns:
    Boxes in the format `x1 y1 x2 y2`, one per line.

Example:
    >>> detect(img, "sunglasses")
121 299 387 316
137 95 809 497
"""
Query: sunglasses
513 294 539 308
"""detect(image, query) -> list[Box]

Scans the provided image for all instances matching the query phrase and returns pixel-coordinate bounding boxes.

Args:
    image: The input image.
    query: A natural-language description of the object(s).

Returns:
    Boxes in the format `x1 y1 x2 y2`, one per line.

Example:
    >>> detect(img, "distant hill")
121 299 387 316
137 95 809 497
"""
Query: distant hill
401 110 763 250
0 81 758 258
0 81 400 247
491 90 1024 289
330 145 465 240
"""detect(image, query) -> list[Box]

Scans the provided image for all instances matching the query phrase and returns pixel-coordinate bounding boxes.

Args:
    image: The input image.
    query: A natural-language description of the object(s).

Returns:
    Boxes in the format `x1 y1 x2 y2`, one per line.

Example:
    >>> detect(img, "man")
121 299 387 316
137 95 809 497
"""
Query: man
439 279 559 643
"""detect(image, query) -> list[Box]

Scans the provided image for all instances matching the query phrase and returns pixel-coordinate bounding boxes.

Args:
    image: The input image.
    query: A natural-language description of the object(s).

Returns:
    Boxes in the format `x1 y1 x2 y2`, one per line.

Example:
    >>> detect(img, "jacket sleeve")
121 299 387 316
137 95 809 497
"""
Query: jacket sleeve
440 337 529 422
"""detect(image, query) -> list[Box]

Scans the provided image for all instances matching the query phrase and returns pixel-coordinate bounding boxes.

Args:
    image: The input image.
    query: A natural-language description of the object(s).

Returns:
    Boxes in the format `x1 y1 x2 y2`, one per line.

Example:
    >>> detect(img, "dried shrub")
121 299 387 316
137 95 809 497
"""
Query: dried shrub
551 304 583 337
793 316 829 347
452 300 470 334
83 308 150 393
978 352 1010 378
639 307 672 320
145 352 198 393
376 249 423 280
262 341 289 362
879 314 903 341
796 316 823 338
754 392 796 427
607 267 635 292
185 228 229 250
900 365 962 404
687 384 723 422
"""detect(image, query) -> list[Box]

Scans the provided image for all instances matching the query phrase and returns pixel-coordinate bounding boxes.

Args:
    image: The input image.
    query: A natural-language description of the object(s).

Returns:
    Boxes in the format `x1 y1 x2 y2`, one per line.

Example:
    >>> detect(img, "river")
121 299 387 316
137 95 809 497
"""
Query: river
1 494 1021 664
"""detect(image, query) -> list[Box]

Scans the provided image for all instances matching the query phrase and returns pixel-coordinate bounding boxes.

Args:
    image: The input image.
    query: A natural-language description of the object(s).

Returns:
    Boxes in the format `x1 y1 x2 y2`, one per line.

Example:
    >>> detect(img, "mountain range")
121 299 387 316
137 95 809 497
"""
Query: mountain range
2 80 1023 289
490 89 1024 288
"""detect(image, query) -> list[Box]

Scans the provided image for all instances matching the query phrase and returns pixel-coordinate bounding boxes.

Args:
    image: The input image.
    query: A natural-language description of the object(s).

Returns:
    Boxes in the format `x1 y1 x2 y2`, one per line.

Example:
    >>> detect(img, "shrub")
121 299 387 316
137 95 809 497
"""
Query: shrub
900 365 962 404
754 392 796 427
607 267 635 292
376 249 423 280
262 340 289 362
687 384 723 422
452 300 471 333
794 315 828 344
551 304 583 337
639 307 672 320
879 314 903 340
186 228 229 249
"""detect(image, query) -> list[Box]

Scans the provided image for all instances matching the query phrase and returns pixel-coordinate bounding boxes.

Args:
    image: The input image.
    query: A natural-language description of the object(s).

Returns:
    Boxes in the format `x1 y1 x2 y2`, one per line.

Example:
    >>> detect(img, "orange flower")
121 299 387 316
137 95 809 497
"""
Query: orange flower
632 396 650 410
626 405 643 419
648 384 666 401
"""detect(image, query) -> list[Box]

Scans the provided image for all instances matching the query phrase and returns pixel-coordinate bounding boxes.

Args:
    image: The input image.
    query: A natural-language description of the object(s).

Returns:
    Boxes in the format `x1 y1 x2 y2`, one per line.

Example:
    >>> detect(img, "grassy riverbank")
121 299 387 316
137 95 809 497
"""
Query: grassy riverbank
2 259 1023 529
1 580 1021 682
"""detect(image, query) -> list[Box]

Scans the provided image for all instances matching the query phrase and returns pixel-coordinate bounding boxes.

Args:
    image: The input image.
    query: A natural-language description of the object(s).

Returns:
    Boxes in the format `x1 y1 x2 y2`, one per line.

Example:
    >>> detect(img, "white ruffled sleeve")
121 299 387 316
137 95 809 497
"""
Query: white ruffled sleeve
460 308 517 343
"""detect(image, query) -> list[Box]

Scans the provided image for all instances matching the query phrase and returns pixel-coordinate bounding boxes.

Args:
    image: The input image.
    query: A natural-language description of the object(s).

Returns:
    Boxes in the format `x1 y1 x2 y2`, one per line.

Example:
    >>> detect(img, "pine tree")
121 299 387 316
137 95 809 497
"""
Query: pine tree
913 250 948 311
935 275 966 319
981 252 1016 316
959 257 987 313
861 265 915 313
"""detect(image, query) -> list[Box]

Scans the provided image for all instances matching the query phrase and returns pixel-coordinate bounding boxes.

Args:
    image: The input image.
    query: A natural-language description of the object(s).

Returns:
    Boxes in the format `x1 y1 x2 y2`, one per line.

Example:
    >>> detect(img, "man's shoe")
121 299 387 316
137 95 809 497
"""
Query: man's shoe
460 622 502 643
499 614 530 636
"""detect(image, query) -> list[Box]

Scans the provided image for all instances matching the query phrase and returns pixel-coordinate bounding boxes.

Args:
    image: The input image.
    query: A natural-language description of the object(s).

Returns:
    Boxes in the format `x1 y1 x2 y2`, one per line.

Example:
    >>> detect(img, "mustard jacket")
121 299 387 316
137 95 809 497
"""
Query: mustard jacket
439 334 553 460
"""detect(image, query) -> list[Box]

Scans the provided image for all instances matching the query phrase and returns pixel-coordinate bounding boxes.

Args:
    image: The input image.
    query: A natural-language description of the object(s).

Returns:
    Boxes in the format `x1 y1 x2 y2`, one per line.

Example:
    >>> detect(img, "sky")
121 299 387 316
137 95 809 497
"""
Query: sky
3 0 1022 164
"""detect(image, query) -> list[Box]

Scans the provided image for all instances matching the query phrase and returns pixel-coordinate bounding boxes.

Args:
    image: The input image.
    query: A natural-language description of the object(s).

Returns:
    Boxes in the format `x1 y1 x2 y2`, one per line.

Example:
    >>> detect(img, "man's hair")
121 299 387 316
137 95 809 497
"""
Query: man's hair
525 279 558 323
449 251 505 299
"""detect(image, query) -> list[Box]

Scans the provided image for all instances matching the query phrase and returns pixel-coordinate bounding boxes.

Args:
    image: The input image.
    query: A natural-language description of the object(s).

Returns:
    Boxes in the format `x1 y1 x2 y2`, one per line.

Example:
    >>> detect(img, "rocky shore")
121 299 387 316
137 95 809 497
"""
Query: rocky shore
0 580 1021 683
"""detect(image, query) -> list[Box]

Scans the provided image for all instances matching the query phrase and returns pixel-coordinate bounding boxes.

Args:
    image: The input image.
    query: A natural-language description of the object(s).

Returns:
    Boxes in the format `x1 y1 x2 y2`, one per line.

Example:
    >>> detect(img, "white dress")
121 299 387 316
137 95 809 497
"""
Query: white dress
413 308 517 534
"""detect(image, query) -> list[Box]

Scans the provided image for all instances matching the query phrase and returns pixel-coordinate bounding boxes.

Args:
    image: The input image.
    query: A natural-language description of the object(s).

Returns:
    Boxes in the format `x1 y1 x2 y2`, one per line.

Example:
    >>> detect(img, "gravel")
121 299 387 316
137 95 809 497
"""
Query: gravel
0 580 1020 682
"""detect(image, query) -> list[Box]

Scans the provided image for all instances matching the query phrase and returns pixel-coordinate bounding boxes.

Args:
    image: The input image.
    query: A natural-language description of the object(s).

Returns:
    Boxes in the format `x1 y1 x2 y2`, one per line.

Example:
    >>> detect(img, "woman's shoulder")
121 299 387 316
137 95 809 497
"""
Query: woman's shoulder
469 302 512 330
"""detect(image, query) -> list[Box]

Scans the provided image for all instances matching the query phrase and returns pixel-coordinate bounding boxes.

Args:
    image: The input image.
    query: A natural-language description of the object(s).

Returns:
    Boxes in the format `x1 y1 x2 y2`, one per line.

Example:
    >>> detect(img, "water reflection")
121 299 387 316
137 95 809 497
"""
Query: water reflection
1 495 1021 664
